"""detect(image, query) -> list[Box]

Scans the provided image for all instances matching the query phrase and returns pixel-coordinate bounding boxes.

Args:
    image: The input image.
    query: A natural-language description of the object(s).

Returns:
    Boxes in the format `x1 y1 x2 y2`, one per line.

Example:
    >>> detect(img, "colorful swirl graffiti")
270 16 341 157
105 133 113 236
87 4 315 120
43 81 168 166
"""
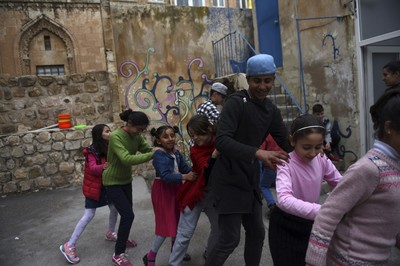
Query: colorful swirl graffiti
119 48 213 160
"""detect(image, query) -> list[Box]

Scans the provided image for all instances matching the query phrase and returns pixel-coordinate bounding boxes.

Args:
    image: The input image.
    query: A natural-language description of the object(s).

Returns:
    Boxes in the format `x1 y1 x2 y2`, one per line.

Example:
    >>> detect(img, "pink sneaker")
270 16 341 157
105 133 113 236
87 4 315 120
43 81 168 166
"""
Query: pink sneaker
105 230 118 241
112 253 132 266
59 242 80 264
105 230 138 248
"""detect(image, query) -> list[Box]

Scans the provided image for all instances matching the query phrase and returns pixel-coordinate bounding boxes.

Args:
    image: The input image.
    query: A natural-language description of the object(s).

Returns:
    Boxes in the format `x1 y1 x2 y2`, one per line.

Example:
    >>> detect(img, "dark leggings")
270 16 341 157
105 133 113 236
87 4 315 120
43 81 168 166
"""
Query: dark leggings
268 207 313 266
105 184 134 255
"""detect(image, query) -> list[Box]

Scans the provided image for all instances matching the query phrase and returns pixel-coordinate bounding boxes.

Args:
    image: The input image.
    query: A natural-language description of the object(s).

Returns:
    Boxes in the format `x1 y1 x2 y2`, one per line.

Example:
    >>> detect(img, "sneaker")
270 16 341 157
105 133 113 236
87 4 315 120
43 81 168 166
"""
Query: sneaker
59 242 80 264
112 253 132 266
142 253 156 266
105 230 138 248
105 230 118 241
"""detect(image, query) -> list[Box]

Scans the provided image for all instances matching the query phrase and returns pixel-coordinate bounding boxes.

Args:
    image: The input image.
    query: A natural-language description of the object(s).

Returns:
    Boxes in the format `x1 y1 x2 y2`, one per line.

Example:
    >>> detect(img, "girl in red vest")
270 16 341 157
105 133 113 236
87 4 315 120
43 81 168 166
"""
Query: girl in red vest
60 124 136 264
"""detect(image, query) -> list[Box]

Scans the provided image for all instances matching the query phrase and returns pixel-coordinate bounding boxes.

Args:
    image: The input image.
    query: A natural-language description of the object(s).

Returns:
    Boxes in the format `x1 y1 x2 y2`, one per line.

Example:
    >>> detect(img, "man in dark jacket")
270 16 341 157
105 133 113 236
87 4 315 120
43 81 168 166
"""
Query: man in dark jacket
205 54 291 266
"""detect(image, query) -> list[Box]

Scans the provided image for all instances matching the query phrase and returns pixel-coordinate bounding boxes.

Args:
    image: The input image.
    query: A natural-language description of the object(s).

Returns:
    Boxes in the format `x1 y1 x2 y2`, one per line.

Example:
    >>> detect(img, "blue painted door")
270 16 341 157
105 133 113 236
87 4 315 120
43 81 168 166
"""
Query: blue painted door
255 0 283 67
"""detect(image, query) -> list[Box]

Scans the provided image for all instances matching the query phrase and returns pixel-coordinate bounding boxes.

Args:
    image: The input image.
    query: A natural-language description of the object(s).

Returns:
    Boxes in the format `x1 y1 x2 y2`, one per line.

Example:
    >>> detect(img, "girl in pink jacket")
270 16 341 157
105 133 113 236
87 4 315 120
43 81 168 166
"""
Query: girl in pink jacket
60 124 136 264
268 114 342 266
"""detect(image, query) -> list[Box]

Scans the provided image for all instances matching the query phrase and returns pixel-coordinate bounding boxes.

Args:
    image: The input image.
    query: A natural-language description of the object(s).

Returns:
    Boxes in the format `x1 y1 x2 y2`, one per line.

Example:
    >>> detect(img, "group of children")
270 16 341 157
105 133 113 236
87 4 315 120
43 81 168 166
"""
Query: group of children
60 56 400 266
59 108 220 266
60 110 154 266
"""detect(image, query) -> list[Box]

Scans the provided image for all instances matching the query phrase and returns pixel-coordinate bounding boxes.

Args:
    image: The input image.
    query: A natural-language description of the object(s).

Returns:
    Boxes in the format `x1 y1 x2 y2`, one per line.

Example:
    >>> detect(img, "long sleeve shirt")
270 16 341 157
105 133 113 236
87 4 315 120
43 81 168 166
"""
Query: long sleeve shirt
306 141 400 265
276 151 342 220
87 152 103 177
152 148 191 184
103 128 153 186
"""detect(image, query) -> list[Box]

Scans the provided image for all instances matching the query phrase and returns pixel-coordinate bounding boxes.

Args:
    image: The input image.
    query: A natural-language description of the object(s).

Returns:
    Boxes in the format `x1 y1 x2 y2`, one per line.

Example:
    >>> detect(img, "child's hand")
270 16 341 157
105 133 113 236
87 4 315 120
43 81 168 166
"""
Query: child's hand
211 149 220 158
256 150 289 170
183 172 197 182
103 162 111 170
324 142 332 151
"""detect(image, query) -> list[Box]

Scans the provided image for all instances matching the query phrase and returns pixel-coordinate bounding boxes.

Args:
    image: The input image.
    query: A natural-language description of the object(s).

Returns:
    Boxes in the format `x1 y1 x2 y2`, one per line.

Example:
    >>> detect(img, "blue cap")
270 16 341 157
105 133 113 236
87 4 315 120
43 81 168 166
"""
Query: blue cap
246 54 276 76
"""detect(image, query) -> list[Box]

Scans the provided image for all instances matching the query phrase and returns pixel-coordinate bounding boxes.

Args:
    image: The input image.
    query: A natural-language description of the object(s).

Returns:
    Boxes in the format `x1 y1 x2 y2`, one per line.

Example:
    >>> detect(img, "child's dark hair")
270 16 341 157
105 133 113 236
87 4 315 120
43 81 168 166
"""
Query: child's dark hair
119 109 150 126
91 124 109 156
150 125 179 147
383 60 400 74
187 114 216 136
370 88 400 139
209 89 227 98
291 114 326 142
312 104 324 114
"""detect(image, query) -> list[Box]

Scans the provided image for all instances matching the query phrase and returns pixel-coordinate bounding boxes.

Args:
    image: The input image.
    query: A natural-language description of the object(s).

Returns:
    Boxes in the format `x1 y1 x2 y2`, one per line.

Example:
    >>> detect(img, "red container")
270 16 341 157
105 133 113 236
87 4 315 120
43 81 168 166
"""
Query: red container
58 113 71 129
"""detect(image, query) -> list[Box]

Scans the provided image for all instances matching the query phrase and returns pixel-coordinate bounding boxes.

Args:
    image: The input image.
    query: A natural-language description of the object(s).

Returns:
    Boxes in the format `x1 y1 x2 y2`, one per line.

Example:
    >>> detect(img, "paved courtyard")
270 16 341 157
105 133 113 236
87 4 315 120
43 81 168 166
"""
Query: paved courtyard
1 176 399 266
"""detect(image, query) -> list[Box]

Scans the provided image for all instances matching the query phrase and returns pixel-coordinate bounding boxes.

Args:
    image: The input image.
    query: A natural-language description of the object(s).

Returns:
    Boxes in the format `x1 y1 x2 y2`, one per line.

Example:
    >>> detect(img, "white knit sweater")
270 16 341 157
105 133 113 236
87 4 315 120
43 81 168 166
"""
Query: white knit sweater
306 148 400 265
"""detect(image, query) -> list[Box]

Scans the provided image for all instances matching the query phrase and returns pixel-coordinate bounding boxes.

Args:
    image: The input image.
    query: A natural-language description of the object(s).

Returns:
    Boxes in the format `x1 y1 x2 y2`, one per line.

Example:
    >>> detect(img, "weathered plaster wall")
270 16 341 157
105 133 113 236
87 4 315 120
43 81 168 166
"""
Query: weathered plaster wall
111 3 253 143
0 1 254 194
278 0 359 163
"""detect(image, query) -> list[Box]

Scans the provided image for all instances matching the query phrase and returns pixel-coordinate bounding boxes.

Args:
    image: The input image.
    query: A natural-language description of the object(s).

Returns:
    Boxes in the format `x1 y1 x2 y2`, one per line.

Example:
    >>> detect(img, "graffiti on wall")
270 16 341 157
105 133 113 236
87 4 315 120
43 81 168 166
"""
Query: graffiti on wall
119 48 213 159
331 120 358 163
322 33 340 60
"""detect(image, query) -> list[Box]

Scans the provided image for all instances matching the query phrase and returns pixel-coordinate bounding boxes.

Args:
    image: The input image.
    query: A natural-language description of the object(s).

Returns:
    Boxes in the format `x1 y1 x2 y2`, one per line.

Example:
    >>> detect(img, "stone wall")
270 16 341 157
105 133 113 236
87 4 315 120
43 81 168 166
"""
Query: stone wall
0 71 113 135
0 126 155 195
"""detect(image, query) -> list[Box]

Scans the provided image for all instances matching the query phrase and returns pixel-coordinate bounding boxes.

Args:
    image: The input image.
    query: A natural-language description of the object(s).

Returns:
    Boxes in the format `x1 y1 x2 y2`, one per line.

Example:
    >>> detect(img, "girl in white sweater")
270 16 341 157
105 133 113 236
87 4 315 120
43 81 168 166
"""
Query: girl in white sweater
306 88 400 265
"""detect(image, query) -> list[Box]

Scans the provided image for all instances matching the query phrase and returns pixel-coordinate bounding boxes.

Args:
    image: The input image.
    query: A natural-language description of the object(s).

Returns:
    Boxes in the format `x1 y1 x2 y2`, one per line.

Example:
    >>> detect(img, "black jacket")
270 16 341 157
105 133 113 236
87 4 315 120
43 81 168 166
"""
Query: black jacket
209 90 291 214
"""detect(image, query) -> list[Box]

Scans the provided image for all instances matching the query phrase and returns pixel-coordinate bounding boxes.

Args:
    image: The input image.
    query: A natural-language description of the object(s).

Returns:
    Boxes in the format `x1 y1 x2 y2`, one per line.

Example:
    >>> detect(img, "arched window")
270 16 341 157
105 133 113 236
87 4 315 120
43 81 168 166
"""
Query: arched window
16 15 77 75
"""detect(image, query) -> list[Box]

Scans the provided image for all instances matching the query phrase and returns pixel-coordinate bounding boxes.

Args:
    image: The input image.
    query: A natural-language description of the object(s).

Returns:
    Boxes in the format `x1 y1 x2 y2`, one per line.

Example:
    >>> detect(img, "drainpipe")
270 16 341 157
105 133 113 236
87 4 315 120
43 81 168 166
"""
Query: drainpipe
227 0 233 63
295 18 307 112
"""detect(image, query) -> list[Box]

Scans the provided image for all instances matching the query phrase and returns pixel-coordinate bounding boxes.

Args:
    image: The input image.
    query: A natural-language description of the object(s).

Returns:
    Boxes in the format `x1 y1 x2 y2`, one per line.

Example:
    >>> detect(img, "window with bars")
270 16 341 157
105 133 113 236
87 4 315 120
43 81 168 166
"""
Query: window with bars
44 36 51 51
213 0 225 7
36 65 65 76
175 0 204 6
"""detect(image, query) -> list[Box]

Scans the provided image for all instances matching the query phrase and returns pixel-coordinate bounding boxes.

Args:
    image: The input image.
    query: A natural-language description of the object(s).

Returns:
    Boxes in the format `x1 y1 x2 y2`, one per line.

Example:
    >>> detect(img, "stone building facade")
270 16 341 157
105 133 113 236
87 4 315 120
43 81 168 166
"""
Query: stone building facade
0 71 113 134
0 0 372 195
0 1 253 194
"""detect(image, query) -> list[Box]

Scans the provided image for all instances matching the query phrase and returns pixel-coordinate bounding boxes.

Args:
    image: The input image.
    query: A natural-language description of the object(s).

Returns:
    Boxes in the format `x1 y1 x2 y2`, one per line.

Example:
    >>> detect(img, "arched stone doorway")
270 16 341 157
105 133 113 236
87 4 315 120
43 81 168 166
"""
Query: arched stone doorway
16 14 77 75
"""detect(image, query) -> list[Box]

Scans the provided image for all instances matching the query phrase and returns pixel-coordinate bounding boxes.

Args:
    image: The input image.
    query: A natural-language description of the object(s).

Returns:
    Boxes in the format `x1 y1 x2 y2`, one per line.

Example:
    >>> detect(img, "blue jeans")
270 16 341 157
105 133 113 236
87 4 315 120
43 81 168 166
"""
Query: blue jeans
259 161 276 206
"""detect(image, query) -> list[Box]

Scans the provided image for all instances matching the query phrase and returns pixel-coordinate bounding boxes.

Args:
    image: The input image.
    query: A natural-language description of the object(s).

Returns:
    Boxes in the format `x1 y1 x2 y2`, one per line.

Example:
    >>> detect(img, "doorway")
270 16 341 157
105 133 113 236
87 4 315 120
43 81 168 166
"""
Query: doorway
364 46 400 150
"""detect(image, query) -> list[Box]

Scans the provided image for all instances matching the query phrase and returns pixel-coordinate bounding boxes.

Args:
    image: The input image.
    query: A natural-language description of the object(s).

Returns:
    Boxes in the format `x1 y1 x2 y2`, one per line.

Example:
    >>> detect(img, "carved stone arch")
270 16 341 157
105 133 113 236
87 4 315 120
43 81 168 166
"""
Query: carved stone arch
15 14 78 75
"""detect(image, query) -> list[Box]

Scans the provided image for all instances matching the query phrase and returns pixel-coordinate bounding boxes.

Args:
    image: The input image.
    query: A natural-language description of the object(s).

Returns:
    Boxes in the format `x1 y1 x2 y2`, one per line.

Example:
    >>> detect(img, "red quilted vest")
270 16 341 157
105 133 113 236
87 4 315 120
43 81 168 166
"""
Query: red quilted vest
82 146 105 201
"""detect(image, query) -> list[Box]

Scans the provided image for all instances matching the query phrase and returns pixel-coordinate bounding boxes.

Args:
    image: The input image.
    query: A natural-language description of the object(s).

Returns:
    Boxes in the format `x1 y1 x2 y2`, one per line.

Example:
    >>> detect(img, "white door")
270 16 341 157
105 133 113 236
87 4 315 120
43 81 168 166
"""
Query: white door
364 46 400 149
